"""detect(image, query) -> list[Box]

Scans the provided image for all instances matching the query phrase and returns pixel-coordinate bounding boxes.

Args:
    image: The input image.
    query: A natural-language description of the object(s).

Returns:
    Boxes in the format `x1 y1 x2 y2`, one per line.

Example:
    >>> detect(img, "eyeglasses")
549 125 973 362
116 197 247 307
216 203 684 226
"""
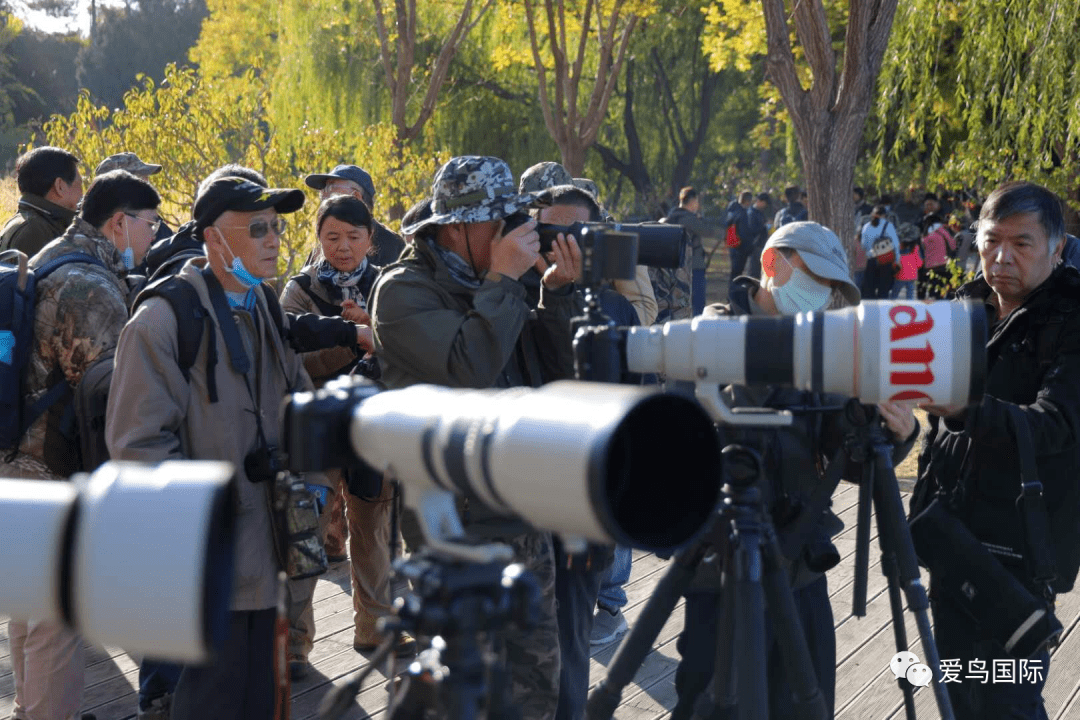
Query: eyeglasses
125 213 162 236
218 216 288 239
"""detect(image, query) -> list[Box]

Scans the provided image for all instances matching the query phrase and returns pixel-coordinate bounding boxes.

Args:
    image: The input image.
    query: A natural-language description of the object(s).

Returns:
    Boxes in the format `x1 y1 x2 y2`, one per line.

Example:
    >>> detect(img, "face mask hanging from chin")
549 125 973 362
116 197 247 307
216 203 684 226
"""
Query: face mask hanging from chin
215 228 262 289
771 252 833 315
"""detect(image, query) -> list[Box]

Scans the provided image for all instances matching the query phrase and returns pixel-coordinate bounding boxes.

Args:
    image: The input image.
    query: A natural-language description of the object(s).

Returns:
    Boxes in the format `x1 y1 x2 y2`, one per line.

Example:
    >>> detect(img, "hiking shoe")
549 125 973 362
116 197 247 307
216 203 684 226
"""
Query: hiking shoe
354 632 418 658
590 606 628 646
137 695 171 720
289 656 311 681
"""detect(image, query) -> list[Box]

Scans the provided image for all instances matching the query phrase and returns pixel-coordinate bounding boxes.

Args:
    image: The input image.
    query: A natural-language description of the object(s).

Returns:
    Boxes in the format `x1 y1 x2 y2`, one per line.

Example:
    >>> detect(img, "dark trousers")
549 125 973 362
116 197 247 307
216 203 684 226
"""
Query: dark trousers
861 259 895 300
673 575 836 720
553 537 610 720
138 660 183 710
931 594 1050 720
729 245 752 283
171 609 276 720
693 267 707 316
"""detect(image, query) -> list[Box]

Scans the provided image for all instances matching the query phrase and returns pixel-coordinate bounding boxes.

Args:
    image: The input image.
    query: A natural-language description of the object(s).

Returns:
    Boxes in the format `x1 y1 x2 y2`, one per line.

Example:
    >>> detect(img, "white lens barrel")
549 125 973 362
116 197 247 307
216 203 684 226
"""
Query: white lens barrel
626 301 985 407
352 381 722 552
0 479 77 622
71 461 235 662
0 461 236 663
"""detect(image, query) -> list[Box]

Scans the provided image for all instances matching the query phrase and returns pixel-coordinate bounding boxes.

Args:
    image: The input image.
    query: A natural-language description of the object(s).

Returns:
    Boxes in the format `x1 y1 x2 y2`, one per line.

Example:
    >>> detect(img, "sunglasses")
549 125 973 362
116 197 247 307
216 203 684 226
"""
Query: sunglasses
218 216 288 239
125 212 162 236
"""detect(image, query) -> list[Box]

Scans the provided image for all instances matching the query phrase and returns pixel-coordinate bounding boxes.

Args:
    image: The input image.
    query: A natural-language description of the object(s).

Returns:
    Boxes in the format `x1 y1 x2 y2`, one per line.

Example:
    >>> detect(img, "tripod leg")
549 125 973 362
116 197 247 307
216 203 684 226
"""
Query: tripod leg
870 444 955 720
760 532 828 720
880 552 917 720
733 536 768 720
852 462 874 617
687 564 739 720
587 537 711 720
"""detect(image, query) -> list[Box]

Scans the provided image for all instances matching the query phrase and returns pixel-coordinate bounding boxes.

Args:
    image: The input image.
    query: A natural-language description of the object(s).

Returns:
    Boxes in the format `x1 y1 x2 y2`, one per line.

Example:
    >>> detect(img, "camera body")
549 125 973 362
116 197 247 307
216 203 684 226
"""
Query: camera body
502 212 687 283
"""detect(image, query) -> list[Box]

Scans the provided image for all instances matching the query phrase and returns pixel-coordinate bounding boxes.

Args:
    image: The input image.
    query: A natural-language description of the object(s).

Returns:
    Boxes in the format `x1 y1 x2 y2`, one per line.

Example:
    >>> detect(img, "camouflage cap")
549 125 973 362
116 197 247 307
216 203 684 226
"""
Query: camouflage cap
95 152 162 177
401 155 535 237
572 177 599 197
519 161 573 194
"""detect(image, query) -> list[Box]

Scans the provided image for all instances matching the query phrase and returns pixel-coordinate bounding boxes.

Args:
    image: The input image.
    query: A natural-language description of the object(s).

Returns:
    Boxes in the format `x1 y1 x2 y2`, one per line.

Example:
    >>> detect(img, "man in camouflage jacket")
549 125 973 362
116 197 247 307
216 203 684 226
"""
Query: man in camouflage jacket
2 170 160 720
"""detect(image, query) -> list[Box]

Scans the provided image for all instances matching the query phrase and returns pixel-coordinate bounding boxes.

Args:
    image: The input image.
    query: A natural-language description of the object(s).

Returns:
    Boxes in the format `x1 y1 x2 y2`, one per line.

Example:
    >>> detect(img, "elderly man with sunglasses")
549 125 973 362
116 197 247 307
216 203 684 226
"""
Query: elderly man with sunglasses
106 177 331 720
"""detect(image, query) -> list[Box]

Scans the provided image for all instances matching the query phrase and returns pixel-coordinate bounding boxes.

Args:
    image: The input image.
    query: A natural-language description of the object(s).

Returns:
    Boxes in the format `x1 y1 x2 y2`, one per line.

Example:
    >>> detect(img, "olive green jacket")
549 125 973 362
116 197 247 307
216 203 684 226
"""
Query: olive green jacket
0 193 77 257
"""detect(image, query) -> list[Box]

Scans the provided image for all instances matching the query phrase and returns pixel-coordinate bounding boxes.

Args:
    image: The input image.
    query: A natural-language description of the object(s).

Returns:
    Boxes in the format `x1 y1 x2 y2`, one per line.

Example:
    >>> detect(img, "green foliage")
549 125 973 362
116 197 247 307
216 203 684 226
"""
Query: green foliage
872 0 1080 202
928 258 977 299
37 62 446 276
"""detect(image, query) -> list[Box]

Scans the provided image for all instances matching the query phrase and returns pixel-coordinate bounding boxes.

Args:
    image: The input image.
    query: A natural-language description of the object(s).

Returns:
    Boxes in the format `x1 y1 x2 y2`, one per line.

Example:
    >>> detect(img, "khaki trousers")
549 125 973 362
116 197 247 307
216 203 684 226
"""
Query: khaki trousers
287 472 396 656
8 618 85 720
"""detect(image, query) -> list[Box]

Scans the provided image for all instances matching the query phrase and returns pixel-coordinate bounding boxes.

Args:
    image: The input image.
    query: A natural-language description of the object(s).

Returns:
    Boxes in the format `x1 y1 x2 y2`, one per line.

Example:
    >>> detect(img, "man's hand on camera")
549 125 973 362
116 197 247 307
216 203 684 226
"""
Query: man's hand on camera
489 217 540 280
355 325 375 354
878 401 917 442
538 233 583 290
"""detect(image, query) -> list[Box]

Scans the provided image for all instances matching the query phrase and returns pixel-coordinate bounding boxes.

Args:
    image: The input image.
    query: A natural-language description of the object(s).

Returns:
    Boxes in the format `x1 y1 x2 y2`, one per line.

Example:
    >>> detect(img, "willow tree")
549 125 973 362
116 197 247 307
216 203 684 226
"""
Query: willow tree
704 0 898 257
872 0 1080 208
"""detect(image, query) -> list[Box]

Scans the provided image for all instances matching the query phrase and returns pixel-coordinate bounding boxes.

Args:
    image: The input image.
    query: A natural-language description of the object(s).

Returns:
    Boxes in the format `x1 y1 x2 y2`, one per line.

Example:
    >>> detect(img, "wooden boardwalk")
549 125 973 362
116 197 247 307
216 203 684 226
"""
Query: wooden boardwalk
4 482 1080 719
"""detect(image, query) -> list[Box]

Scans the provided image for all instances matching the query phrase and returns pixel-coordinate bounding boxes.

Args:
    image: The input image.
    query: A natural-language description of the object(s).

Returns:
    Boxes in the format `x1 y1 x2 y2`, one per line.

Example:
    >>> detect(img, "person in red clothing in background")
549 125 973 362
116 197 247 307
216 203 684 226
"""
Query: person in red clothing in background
891 238 923 300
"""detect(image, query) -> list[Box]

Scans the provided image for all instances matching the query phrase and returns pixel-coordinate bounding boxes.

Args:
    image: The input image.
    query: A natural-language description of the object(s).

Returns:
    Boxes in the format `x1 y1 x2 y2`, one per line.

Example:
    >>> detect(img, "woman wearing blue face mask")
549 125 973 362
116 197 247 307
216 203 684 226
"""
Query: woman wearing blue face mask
673 221 919 720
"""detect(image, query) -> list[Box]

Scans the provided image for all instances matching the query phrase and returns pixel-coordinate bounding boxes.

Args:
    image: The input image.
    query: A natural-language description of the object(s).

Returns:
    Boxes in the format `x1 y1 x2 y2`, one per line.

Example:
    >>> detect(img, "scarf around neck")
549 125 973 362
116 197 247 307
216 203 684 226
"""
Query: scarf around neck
316 258 370 307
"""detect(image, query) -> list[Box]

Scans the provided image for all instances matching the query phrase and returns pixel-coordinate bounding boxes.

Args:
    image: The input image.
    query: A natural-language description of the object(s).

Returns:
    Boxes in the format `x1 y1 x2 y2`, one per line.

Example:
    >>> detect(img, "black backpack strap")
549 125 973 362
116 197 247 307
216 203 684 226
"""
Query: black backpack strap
34 252 106 282
1007 404 1058 598
133 276 218 402
292 274 343 317
260 283 289 341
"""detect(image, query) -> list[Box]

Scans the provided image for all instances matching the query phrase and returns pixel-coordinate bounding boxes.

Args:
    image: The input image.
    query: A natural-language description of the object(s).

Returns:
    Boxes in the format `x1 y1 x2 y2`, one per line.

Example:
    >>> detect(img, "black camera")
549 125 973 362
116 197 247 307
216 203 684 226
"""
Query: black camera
502 212 687 283
244 444 283 484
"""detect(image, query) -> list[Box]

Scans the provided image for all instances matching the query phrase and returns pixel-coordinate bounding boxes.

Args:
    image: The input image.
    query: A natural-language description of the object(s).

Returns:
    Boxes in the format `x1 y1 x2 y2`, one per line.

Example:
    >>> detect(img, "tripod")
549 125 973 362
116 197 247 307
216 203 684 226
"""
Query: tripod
843 402 955 720
587 445 827 720
318 548 541 720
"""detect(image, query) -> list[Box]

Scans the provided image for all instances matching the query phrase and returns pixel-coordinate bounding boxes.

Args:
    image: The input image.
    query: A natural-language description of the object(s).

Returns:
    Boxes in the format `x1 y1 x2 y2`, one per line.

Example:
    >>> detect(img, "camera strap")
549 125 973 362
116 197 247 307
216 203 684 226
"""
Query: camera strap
1007 404 1058 597
777 443 847 561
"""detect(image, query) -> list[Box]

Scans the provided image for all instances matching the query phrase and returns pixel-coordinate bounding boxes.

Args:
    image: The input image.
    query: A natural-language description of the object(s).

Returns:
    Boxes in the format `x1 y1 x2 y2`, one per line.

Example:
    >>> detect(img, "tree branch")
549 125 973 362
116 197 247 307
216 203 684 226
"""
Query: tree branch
582 7 635 145
651 46 687 148
761 0 808 121
370 0 396 97
791 0 836 109
523 0 562 144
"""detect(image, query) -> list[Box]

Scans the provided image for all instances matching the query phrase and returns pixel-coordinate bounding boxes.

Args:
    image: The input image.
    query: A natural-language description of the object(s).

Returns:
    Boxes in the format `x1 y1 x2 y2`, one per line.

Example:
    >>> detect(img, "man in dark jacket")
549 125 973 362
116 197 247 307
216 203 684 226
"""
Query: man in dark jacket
1 146 83 256
664 186 714 315
673 221 918 720
371 155 582 720
774 185 808 229
912 181 1080 720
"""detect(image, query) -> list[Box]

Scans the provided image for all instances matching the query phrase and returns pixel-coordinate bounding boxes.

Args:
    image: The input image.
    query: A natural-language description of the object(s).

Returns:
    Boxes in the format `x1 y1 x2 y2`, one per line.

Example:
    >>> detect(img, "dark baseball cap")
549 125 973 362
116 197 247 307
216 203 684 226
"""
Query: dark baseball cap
304 165 376 200
193 177 305 233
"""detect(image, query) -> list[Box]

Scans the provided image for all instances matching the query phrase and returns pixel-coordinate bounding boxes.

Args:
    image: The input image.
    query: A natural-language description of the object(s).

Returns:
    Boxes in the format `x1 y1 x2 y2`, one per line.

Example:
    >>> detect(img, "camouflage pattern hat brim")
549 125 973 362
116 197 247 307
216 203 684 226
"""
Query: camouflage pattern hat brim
402 155 536 237
519 161 574 195
95 152 162 176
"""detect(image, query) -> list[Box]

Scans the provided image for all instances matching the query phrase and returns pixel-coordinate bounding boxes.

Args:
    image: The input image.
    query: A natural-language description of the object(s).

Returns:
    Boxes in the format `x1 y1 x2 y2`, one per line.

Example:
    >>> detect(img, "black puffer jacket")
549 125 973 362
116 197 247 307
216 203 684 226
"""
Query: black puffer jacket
913 264 1080 592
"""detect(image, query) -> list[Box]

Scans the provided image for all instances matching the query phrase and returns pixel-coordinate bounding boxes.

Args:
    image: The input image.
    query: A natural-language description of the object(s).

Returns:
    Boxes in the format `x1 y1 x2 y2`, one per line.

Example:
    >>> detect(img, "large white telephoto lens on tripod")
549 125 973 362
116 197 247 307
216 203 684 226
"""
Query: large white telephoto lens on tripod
285 381 723 554
626 300 986 422
0 461 236 662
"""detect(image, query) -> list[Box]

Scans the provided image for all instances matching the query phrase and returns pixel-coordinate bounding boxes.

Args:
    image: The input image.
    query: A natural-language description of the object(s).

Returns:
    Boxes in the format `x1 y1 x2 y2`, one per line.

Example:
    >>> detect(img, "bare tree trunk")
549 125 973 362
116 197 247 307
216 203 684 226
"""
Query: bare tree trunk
761 0 898 270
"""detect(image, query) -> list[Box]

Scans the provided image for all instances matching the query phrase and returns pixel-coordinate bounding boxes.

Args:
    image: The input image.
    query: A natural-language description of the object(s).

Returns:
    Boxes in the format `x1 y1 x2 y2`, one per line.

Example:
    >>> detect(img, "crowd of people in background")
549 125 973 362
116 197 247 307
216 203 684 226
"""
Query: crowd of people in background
2 144 1079 720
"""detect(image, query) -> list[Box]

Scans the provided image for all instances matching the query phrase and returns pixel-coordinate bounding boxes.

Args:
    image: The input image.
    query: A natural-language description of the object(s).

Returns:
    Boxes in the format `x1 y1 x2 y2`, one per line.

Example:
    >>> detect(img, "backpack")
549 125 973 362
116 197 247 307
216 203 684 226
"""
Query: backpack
132 274 289 404
1 249 107 453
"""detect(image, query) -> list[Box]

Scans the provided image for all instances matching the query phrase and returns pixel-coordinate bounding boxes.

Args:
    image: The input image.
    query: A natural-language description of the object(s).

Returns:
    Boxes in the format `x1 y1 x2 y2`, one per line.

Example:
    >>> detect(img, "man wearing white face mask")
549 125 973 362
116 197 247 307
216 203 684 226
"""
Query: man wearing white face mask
672 221 919 720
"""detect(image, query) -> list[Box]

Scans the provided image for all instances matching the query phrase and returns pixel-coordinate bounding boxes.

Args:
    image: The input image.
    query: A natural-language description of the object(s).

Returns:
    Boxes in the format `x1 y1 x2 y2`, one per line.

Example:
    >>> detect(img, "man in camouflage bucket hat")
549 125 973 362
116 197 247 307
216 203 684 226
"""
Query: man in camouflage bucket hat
373 155 583 720
95 151 162 178
519 160 575 195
